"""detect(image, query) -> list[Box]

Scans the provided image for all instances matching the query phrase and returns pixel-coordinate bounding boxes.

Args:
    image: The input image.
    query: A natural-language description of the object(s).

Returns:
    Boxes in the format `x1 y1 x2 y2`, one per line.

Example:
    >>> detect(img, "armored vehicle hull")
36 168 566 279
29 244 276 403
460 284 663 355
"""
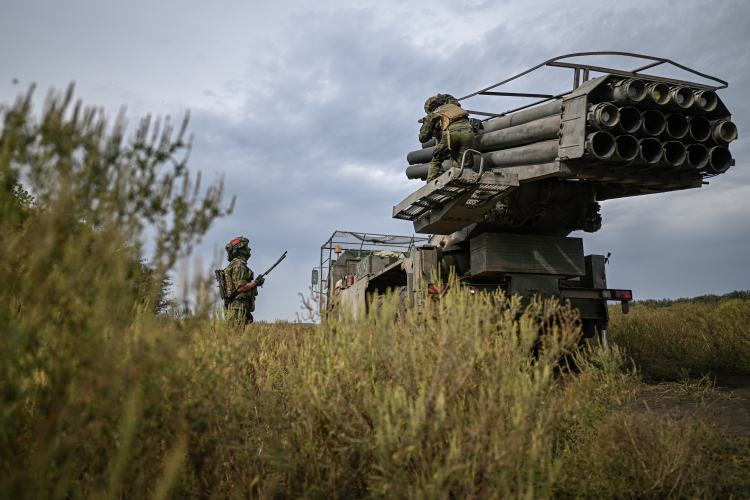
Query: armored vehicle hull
315 230 632 343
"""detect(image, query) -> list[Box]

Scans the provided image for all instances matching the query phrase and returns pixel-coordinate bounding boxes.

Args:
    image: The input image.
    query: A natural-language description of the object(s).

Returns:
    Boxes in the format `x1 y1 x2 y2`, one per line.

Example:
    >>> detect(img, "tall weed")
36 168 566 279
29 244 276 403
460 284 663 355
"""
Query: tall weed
0 86 231 498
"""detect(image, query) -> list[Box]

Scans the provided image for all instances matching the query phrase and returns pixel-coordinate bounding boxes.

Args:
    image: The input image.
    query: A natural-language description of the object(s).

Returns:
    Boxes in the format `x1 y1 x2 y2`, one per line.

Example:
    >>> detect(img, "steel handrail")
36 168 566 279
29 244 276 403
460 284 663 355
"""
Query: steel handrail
458 52 728 103
456 149 485 180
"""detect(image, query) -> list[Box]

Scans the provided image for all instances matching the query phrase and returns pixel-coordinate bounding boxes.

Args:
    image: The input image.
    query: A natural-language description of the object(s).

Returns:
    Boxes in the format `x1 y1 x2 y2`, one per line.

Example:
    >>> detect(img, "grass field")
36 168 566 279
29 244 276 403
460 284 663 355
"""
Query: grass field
609 298 750 380
3 286 750 498
2 88 749 499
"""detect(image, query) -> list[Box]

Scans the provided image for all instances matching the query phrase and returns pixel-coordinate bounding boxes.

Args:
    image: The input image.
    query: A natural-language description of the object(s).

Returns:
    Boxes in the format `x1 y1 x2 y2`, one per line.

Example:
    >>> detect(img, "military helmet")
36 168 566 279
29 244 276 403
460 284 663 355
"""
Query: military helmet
226 236 250 262
424 95 438 113
424 94 447 113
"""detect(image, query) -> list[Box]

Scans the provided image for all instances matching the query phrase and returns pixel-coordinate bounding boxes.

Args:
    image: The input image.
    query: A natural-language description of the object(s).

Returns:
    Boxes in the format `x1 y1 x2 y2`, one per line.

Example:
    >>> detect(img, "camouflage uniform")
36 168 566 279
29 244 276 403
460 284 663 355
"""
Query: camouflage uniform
224 236 258 326
419 94 475 182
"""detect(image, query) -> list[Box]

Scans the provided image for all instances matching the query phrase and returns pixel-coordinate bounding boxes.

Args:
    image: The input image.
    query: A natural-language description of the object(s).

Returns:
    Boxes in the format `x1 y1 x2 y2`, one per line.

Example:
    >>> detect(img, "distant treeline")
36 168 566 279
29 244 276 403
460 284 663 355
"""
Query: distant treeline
633 290 750 308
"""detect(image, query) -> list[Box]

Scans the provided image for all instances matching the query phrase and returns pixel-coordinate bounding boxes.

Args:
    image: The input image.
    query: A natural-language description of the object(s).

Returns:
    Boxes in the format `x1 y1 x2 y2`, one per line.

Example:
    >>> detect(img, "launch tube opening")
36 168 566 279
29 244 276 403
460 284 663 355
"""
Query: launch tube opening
588 103 620 130
638 138 663 164
646 82 671 106
586 131 616 159
708 147 732 174
662 141 687 167
625 79 646 100
711 120 738 144
664 114 689 139
615 107 642 134
615 135 639 161
694 90 718 113
613 78 646 104
688 116 711 142
671 86 695 110
686 144 709 170
639 110 667 136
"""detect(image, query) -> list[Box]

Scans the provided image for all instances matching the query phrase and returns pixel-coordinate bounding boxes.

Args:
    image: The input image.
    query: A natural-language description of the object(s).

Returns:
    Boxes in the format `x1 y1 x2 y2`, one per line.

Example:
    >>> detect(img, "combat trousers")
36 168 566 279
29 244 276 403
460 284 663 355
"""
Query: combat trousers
426 123 476 182
227 301 254 327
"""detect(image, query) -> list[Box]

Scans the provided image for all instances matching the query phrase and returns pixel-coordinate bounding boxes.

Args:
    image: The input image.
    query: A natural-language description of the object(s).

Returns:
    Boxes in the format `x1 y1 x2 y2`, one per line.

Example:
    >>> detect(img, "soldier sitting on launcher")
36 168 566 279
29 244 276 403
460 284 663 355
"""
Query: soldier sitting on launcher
420 94 476 183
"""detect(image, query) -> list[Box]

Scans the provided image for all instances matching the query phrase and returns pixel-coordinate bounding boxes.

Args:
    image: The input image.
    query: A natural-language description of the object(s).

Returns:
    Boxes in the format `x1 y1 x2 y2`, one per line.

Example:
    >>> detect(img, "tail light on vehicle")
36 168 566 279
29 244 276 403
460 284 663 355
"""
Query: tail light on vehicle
427 284 447 294
614 290 632 299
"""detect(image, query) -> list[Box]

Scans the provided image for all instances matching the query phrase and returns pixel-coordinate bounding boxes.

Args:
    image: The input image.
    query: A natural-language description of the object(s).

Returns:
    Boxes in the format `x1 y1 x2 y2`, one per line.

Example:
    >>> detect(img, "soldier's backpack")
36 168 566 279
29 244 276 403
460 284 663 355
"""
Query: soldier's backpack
214 268 230 307
434 103 469 131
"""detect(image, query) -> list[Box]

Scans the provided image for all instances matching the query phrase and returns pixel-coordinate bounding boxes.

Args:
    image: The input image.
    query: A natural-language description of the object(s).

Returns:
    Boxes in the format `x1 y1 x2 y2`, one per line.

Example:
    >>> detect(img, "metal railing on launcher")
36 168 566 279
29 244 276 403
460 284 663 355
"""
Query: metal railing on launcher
317 231 428 311
458 51 728 121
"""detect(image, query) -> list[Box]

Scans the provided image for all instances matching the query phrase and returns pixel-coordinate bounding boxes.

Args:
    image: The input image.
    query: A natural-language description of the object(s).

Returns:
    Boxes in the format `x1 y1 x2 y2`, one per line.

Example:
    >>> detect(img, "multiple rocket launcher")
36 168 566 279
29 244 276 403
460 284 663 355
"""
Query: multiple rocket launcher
405 76 737 182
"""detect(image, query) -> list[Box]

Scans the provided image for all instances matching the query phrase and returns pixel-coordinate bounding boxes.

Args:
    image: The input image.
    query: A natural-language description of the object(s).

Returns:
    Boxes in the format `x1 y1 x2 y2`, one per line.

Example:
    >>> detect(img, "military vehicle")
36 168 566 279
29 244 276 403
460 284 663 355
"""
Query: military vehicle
313 53 737 343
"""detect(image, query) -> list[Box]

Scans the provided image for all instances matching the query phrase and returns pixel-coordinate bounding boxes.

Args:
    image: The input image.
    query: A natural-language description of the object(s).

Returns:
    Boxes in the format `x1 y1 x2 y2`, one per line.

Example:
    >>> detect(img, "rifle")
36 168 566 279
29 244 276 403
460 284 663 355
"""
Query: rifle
256 250 288 286
221 251 288 302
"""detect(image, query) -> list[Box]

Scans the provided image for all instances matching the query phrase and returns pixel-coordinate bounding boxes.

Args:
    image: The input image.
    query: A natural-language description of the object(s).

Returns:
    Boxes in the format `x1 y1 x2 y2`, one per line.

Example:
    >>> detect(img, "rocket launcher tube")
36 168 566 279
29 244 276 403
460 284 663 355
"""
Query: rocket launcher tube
685 144 709 171
693 90 718 113
635 138 664 165
481 99 563 134
669 86 695 111
609 135 639 164
409 130 615 175
707 146 733 174
662 113 689 140
708 120 738 146
660 141 687 169
636 110 667 137
645 82 671 107
486 140 559 168
686 116 711 143
613 107 642 134
406 153 484 180
405 163 432 180
475 115 561 151
406 148 434 166
584 131 616 160
611 78 647 105
587 103 620 131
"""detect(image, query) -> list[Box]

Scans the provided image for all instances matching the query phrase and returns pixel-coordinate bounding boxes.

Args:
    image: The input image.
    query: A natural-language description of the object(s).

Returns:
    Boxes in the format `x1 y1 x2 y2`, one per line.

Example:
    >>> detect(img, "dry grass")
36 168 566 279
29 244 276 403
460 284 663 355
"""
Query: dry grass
4 284 750 499
556 411 750 499
608 301 750 380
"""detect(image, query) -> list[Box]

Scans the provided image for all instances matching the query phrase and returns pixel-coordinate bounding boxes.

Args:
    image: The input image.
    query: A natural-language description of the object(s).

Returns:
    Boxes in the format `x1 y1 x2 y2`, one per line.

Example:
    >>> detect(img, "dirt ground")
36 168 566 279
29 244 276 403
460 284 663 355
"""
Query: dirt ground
632 374 750 438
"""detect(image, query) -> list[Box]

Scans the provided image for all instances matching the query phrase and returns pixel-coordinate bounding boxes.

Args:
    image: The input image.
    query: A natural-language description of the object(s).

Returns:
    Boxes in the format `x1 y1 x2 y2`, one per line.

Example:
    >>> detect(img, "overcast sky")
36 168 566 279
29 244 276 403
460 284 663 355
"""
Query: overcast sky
2 0 748 320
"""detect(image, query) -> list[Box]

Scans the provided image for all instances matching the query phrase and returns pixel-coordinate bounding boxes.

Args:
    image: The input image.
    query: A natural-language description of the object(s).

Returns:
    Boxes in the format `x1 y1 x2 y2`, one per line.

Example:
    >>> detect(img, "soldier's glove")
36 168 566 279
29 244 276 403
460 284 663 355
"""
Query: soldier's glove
255 276 265 287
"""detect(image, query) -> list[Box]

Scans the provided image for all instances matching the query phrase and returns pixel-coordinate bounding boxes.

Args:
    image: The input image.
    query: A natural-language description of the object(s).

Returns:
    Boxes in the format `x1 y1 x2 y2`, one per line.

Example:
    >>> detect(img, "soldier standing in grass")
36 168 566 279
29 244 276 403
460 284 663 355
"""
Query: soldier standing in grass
224 236 264 326
419 93 476 183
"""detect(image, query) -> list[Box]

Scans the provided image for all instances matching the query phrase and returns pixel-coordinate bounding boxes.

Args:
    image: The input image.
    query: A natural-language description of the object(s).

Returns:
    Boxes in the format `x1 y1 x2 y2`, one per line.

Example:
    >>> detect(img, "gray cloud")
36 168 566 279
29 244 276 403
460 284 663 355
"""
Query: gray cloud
2 0 749 318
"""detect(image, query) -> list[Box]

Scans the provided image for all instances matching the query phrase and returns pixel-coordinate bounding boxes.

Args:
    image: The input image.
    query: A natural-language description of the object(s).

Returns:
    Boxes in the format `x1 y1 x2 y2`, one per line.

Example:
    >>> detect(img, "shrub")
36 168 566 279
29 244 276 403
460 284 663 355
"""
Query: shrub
0 85 231 498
